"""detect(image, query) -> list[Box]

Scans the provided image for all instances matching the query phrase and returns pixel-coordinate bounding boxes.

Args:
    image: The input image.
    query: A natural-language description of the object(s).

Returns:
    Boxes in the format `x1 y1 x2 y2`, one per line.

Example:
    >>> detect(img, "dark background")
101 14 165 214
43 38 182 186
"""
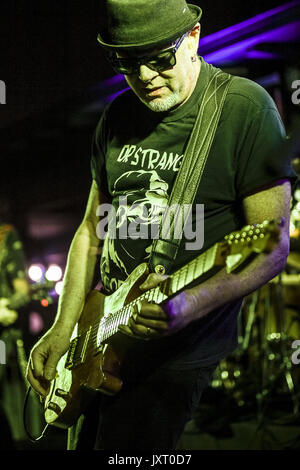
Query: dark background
0 0 299 336
0 0 300 452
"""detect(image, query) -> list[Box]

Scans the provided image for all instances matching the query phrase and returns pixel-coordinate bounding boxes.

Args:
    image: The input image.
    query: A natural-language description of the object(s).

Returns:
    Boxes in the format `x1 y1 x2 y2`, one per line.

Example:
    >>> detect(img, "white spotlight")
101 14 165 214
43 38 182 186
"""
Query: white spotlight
55 281 63 296
45 264 63 282
28 264 44 282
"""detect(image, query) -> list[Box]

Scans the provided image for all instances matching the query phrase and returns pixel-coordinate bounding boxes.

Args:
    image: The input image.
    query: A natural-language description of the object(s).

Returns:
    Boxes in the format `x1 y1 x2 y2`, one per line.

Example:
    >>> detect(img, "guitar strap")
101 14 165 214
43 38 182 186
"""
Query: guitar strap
149 68 233 275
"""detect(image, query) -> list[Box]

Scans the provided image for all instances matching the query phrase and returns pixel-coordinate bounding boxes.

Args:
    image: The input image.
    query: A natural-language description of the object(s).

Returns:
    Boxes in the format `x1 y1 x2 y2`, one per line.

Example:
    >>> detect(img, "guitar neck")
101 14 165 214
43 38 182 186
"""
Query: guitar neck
97 241 226 344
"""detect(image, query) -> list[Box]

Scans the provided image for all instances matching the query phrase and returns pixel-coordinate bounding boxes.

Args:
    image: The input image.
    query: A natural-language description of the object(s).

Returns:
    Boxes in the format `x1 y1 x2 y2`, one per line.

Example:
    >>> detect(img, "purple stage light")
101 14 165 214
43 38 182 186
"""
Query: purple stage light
199 1 299 48
203 21 300 65
93 74 125 90
243 51 280 60
104 88 131 104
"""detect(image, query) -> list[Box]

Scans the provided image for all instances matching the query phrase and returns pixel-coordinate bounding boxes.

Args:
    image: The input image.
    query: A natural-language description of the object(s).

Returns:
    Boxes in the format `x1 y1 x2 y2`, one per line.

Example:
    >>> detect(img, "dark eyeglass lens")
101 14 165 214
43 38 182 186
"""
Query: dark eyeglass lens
111 49 176 75
148 51 176 71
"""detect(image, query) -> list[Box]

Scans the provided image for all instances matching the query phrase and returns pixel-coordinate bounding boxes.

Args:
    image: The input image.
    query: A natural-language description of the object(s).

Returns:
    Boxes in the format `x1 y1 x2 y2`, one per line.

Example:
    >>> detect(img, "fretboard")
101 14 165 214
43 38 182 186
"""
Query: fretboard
95 242 225 346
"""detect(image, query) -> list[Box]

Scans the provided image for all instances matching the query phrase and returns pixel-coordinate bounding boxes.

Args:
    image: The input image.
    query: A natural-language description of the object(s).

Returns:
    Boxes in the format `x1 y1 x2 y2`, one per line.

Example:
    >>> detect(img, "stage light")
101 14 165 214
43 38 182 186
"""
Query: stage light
45 264 62 282
55 281 63 296
28 264 44 282
29 312 44 334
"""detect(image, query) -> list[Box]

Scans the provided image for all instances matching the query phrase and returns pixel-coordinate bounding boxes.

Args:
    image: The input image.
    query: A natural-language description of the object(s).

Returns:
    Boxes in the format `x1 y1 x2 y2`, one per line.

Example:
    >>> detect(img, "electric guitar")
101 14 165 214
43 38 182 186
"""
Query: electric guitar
44 219 282 429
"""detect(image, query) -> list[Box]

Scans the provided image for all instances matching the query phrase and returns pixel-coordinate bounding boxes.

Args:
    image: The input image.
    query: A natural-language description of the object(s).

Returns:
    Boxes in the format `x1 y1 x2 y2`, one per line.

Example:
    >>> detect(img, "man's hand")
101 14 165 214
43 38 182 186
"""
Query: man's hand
26 325 72 398
118 273 198 340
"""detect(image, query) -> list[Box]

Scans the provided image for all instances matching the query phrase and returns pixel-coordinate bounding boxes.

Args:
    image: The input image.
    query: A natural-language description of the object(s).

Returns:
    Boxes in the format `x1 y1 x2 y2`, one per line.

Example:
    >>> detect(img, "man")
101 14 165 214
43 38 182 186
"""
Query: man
27 0 296 450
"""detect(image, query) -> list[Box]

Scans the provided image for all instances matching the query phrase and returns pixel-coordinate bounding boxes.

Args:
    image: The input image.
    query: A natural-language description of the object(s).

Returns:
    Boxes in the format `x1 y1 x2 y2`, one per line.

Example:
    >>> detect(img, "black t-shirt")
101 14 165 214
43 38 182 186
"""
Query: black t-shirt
90 58 297 369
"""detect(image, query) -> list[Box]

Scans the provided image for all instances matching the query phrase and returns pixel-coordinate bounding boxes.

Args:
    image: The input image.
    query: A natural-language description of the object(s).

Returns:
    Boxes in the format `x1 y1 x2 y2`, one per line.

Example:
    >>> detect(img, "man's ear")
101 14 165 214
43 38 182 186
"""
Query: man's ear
187 23 201 53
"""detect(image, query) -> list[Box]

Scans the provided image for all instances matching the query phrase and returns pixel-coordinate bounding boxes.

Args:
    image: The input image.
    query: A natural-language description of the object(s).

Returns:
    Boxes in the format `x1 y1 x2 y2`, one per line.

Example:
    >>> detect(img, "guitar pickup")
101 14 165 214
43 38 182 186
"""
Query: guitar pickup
65 337 78 370
64 327 92 370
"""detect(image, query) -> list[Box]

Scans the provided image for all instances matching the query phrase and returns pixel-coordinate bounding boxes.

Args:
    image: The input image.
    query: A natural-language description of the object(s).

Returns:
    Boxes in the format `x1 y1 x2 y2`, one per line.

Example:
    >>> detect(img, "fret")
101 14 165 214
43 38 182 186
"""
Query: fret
154 286 168 304
147 288 155 303
203 245 217 273
113 312 118 334
191 257 198 282
194 250 207 279
96 317 105 348
124 305 131 324
176 264 188 291
184 258 196 286
168 274 177 296
173 271 180 293
120 306 127 326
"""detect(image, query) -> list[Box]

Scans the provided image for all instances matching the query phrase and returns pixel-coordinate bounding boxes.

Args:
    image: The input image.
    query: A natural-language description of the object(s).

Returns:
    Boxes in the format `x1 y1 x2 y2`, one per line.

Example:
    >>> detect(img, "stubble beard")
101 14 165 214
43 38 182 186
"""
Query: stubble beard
140 90 182 112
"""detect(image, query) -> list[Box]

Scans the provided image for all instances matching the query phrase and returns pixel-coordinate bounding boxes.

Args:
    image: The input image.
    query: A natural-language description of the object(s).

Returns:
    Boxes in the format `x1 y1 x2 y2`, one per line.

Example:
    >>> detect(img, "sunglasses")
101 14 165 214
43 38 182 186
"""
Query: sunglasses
102 32 188 75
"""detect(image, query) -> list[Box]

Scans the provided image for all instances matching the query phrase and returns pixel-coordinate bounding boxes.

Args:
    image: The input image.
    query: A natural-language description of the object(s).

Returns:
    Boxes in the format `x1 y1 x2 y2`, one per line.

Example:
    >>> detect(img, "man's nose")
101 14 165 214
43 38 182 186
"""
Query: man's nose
138 64 158 82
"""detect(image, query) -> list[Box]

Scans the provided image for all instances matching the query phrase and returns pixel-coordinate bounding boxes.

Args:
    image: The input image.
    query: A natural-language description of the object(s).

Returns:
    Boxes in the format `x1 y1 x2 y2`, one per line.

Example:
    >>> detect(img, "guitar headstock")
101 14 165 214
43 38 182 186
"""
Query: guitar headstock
224 219 282 273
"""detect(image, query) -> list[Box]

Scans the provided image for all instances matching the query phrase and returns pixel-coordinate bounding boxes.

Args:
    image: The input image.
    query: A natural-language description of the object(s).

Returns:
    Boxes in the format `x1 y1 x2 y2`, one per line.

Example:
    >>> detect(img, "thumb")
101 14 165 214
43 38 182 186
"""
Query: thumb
139 273 169 291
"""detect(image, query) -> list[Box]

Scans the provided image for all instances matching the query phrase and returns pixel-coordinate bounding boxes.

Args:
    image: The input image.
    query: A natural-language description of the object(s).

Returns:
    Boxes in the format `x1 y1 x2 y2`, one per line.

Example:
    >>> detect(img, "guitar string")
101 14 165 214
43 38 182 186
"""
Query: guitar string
83 224 267 352
71 261 193 364
87 260 193 345
72 247 220 365
69 225 268 365
72 256 203 364
72 248 219 365
71 271 177 363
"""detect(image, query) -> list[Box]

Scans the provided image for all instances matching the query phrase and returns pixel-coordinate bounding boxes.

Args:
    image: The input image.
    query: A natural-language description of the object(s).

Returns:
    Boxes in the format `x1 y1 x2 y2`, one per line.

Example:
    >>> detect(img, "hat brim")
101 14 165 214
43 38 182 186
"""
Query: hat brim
97 4 202 51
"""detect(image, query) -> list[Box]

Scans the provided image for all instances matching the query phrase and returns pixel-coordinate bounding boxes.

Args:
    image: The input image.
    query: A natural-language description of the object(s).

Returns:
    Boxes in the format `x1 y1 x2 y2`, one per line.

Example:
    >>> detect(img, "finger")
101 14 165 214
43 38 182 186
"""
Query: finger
130 314 168 331
128 319 163 338
26 365 49 398
118 324 143 340
133 301 168 320
139 273 169 291
31 350 46 379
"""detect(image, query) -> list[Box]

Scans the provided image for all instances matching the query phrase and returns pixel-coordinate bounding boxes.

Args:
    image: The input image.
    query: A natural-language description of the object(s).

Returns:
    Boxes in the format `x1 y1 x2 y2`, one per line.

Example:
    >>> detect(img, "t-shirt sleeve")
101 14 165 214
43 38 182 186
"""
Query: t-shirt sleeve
236 104 298 199
90 108 111 199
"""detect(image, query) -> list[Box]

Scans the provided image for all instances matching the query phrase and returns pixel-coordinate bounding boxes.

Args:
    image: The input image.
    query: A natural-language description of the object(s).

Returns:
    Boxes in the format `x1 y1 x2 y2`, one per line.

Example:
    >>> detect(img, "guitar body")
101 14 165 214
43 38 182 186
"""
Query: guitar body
44 263 149 428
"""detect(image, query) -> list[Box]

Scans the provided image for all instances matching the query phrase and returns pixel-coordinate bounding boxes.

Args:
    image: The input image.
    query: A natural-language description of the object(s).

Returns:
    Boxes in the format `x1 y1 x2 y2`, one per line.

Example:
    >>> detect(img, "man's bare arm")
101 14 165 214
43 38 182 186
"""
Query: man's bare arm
26 180 104 395
126 181 291 337
184 181 291 321
52 180 102 334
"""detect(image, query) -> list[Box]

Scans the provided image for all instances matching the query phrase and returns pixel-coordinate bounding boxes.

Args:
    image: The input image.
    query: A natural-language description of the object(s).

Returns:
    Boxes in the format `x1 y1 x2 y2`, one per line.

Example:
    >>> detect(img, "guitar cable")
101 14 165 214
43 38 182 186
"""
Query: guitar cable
23 385 49 443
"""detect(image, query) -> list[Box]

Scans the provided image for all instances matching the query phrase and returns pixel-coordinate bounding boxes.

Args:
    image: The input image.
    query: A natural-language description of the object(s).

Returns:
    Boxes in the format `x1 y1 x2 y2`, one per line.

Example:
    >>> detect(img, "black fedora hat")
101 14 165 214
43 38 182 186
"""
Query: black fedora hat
97 0 202 51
